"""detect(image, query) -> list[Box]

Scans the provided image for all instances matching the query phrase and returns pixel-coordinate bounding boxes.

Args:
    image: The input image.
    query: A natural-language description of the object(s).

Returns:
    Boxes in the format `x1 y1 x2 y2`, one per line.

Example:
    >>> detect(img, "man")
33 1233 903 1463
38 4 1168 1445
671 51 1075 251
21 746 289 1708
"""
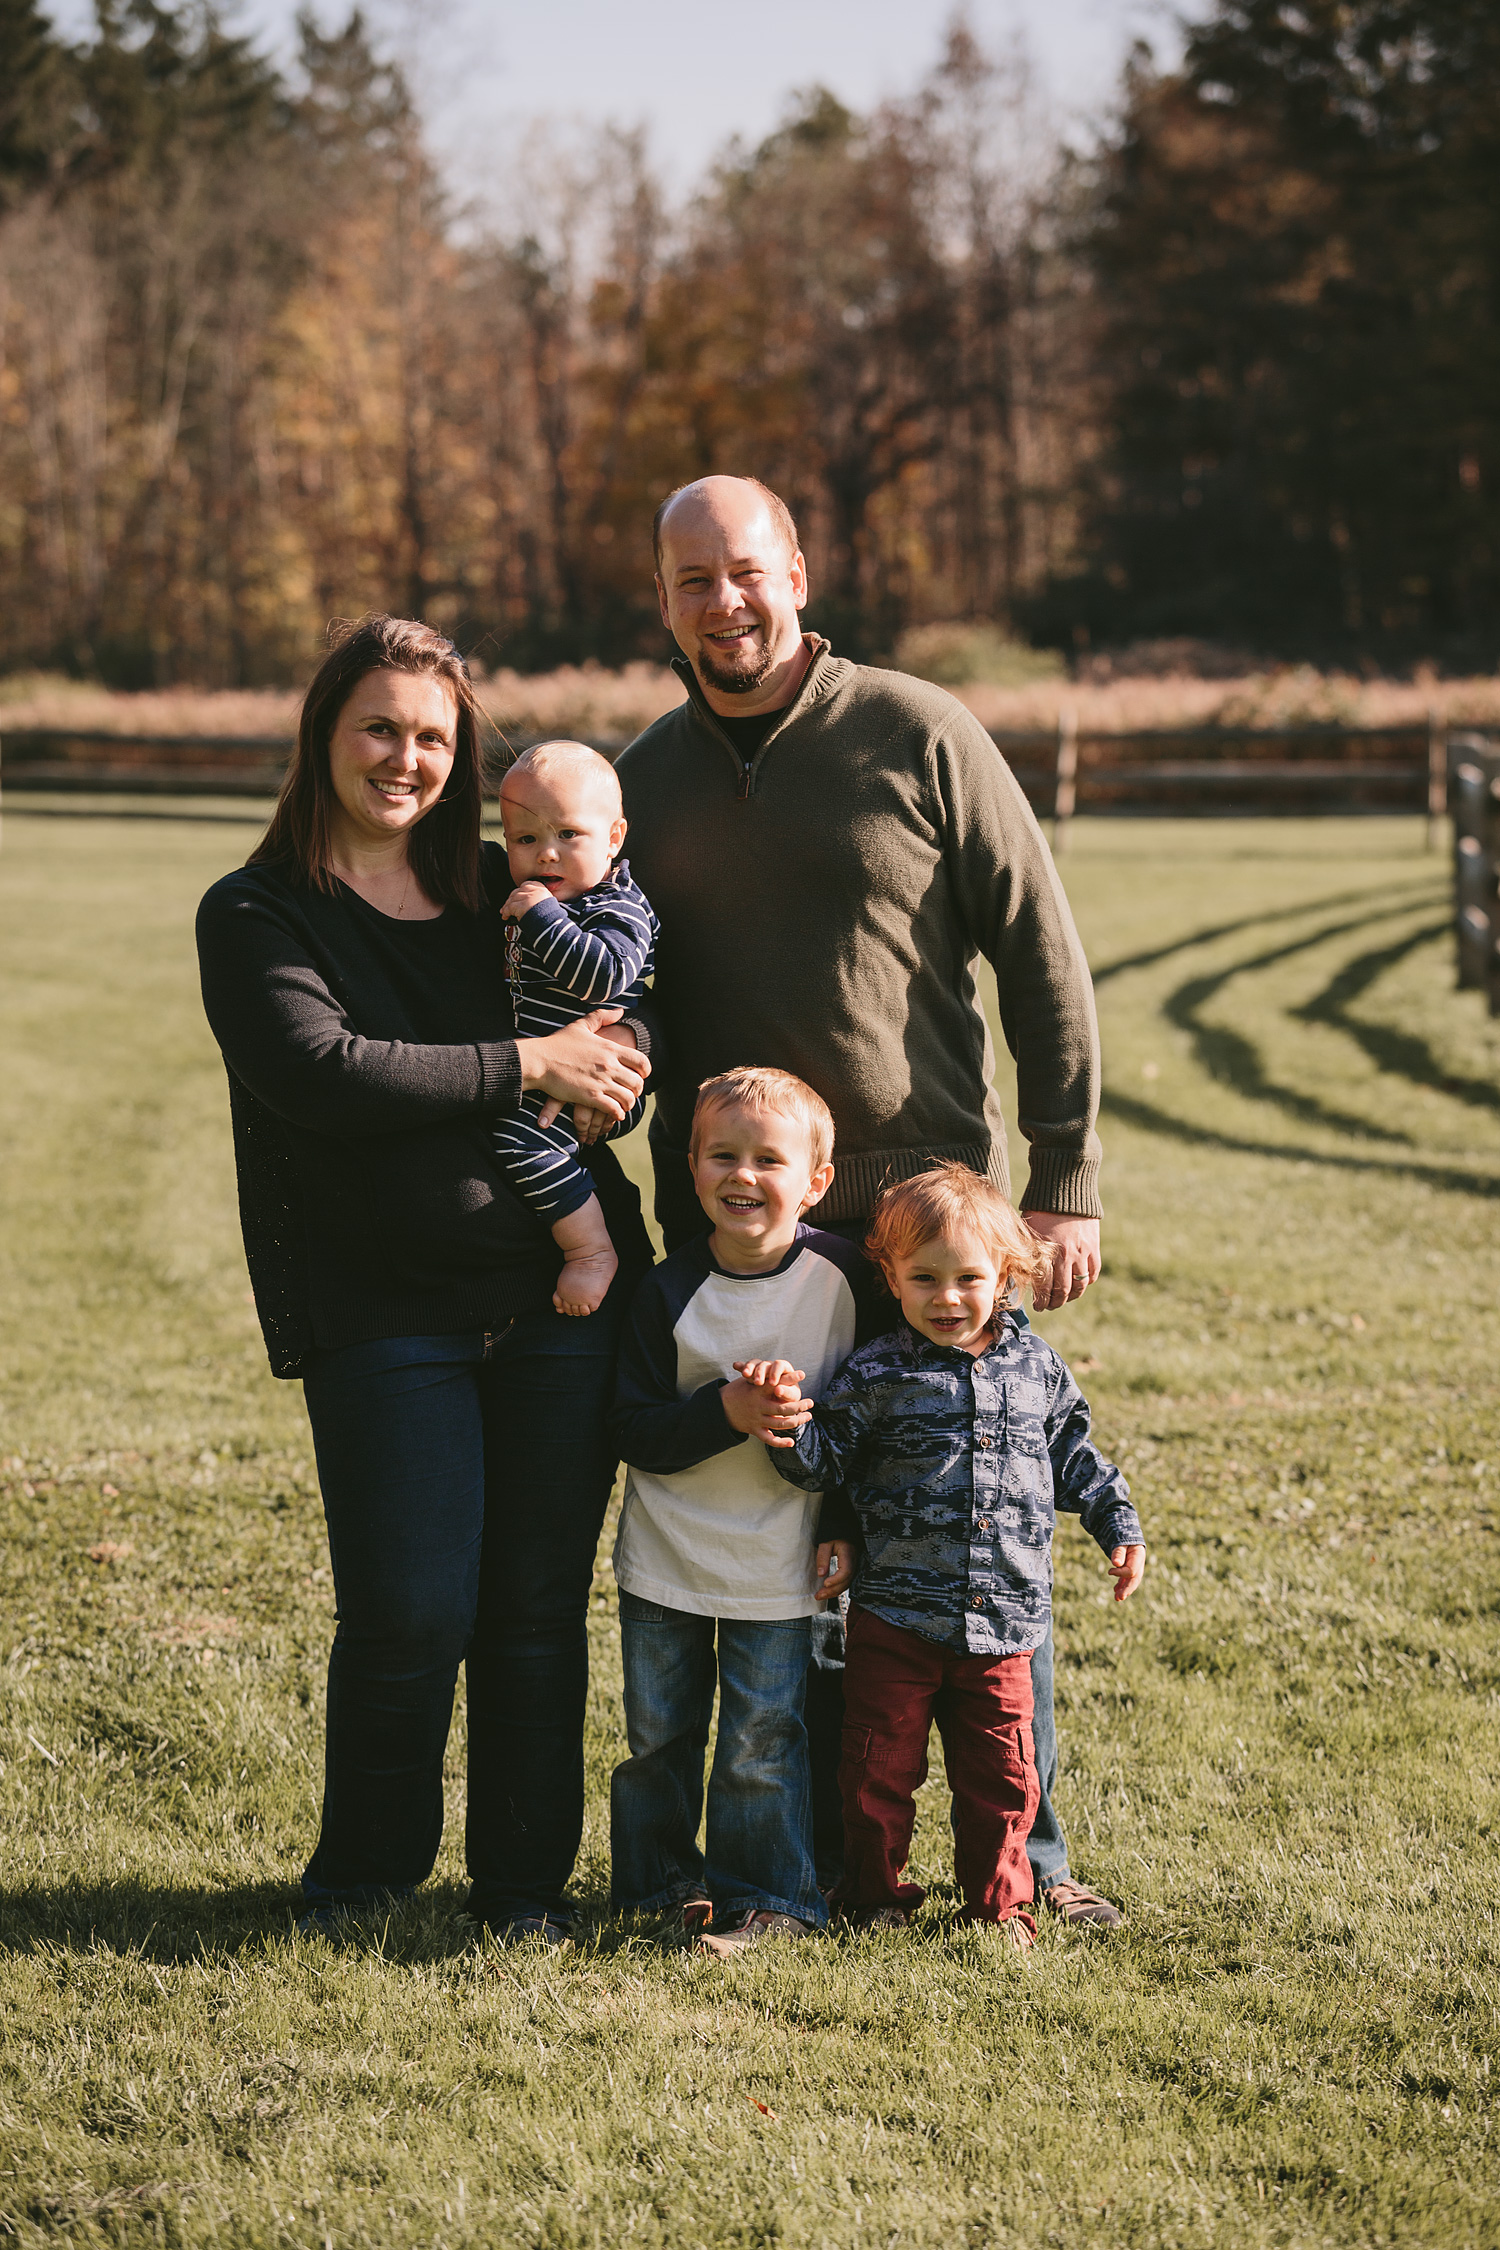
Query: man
615 473 1120 1928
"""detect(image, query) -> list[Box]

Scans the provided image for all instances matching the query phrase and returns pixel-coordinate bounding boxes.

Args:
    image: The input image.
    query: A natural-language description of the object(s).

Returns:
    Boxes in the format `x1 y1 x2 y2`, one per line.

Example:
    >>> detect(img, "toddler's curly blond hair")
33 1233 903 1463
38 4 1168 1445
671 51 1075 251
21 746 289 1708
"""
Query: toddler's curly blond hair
864 1162 1054 1310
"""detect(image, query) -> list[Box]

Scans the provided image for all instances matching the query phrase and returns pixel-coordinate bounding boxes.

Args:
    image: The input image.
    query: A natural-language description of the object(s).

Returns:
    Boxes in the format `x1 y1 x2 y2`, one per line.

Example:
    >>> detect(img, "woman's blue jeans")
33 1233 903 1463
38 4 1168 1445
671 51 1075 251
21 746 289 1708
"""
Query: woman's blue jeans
611 1592 827 1927
299 1297 622 1924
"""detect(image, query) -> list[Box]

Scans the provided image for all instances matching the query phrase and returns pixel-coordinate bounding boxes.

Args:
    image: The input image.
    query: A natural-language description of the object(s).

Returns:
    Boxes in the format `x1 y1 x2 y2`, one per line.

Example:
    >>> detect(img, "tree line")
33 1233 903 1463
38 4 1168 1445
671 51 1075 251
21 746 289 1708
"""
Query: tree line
1 0 1495 687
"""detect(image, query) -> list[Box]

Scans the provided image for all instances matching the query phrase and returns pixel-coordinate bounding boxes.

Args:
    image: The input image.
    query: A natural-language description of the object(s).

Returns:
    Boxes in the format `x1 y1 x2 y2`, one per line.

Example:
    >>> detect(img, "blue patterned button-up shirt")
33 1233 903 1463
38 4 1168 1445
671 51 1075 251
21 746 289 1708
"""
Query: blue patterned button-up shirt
773 1316 1143 1656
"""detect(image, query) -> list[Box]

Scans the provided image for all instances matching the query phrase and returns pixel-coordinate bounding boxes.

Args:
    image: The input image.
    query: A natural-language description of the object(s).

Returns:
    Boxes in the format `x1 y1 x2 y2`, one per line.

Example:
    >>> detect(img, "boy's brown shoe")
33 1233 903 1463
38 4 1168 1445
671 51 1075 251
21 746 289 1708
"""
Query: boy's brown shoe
1041 1879 1122 1930
696 1908 815 1957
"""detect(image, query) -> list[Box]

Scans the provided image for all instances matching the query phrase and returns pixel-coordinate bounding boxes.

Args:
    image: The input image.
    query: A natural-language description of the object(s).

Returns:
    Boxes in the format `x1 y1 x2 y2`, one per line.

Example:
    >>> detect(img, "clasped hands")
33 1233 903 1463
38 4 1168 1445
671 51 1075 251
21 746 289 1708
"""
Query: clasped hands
515 1007 649 1140
723 1359 856 1602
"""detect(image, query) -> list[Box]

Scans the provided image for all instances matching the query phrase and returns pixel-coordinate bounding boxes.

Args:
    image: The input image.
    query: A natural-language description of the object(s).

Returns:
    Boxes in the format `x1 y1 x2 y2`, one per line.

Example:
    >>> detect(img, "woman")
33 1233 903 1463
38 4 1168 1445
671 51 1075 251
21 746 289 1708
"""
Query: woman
197 615 654 1943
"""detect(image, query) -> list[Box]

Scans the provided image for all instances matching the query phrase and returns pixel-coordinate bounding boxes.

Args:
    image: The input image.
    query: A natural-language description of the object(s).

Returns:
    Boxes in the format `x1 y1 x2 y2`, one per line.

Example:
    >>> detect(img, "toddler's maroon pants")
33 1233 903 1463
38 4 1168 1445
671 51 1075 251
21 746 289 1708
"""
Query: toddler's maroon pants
839 1604 1039 1930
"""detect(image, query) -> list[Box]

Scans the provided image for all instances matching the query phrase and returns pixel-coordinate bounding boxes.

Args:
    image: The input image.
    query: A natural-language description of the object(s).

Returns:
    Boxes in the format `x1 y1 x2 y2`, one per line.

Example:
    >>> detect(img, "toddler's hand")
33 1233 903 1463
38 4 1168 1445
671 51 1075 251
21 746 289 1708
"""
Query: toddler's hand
815 1540 856 1600
502 880 555 920
1108 1545 1146 1602
721 1373 812 1447
733 1359 805 1393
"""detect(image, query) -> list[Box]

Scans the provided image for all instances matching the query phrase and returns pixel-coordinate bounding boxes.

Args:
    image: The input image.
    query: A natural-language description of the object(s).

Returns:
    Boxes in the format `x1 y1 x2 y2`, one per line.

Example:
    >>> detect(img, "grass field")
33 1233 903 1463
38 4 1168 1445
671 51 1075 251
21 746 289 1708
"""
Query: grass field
1 804 1497 2249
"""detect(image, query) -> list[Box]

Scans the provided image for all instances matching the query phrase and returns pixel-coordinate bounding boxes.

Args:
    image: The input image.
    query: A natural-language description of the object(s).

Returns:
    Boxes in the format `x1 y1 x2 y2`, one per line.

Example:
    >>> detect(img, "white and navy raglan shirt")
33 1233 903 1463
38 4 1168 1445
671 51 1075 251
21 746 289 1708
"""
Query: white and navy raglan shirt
609 1224 879 1620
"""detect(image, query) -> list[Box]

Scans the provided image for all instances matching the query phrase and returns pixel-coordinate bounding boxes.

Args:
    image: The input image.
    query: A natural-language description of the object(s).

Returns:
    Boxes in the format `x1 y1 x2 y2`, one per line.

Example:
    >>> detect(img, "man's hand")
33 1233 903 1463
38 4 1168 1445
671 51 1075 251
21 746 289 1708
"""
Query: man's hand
723 1359 811 1447
815 1539 856 1600
518 1009 650 1130
501 879 556 921
1108 1545 1146 1602
1022 1212 1101 1311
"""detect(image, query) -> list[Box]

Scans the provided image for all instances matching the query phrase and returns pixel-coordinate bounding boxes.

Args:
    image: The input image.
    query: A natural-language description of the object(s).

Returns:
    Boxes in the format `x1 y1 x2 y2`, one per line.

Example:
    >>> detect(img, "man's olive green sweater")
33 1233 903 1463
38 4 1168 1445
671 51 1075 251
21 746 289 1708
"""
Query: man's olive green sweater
615 637 1102 1227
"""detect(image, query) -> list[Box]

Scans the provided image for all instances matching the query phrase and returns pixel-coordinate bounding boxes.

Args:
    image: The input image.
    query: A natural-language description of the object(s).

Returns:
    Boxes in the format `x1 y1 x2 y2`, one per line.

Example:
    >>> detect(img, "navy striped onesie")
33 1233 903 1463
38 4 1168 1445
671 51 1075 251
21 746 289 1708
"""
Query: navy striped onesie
493 858 659 1220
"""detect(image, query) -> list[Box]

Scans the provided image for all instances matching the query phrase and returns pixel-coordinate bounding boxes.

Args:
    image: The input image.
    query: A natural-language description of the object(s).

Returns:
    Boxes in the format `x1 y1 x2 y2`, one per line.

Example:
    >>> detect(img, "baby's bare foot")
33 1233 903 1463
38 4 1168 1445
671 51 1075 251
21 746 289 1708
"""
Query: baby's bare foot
554 1245 618 1317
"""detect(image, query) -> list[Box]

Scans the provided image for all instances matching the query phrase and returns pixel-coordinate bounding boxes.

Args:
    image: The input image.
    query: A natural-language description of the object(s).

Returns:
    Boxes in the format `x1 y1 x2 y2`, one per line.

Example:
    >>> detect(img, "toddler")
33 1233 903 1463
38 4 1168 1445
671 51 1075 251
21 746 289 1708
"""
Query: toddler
765 1162 1146 1945
608 1067 872 1955
494 740 659 1315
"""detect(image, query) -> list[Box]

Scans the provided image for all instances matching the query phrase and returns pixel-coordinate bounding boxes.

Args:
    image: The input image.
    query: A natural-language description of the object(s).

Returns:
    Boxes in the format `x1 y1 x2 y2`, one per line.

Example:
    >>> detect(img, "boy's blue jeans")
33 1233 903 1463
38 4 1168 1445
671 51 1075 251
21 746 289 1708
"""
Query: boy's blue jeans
611 1592 828 1927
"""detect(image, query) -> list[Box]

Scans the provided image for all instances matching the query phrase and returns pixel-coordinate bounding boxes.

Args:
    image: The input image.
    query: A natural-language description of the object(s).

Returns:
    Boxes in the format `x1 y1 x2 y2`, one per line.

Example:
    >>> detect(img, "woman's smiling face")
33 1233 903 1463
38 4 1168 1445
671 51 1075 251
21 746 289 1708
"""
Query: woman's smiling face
326 668 458 856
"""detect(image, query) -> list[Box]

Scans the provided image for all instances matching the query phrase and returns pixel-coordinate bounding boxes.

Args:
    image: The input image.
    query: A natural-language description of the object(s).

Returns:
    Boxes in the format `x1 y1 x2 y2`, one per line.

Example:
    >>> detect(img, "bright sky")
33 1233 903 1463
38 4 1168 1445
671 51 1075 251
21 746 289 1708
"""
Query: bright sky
47 0 1209 191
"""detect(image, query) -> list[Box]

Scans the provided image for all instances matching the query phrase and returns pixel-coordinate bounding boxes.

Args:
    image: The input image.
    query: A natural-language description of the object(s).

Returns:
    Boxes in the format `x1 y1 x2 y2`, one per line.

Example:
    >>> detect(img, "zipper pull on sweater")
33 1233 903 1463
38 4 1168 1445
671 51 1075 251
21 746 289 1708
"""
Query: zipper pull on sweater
736 762 752 801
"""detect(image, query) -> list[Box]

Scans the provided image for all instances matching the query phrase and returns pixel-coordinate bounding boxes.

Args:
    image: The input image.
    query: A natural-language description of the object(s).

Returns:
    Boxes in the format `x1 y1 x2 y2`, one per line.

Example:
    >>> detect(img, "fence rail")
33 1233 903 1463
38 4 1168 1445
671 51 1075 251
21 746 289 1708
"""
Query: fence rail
0 714 1451 823
1449 733 1500 1016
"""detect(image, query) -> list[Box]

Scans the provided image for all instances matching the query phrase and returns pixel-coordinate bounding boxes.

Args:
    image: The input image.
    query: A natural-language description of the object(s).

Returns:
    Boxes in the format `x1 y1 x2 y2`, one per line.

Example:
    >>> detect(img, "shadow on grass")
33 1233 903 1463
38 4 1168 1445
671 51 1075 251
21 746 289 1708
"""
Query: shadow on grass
0 1876 480 1963
1100 885 1492 1151
1090 878 1444 988
1155 906 1458 1145
1293 923 1500 1114
1100 1088 1500 1200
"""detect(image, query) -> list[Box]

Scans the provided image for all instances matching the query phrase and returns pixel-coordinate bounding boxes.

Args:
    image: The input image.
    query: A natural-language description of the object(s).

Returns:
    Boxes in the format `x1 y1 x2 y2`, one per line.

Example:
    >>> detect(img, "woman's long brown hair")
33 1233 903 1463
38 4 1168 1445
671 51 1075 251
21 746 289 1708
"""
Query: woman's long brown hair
248 614 491 911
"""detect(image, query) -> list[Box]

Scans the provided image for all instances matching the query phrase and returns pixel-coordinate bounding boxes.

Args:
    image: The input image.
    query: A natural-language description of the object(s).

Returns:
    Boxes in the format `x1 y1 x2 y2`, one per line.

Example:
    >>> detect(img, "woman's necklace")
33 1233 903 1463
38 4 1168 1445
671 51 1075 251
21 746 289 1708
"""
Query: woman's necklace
333 854 413 917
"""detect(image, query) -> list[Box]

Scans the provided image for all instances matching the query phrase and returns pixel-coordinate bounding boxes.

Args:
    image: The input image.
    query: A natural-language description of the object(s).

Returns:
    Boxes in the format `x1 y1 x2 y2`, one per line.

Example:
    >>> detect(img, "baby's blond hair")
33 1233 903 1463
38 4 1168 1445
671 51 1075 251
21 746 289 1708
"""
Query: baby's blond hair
690 1066 835 1174
500 738 622 815
865 1162 1053 1307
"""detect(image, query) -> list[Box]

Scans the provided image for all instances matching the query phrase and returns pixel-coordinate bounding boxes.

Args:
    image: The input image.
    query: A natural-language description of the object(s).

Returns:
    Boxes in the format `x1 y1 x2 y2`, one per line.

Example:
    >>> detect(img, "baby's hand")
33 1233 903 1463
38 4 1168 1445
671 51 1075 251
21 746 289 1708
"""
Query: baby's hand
815 1540 856 1600
1108 1545 1146 1602
721 1366 812 1447
502 880 555 921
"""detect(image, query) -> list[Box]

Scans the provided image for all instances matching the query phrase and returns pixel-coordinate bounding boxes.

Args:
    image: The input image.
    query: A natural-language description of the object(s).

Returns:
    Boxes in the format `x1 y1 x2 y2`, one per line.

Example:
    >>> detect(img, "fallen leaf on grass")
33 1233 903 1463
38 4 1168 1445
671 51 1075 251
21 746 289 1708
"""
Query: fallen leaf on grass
746 2097 780 2122
88 1541 134 1563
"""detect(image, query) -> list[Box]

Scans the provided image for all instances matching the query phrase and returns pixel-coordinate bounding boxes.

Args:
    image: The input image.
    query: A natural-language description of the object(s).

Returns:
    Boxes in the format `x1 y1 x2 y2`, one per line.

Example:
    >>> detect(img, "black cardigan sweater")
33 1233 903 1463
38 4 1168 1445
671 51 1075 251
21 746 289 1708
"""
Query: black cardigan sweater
196 840 652 1377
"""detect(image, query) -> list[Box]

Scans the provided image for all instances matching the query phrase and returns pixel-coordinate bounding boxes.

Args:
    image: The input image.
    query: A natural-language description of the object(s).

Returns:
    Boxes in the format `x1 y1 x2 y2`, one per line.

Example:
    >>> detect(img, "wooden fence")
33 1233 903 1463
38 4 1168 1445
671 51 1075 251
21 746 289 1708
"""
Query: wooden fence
0 713 1451 828
1449 733 1500 1015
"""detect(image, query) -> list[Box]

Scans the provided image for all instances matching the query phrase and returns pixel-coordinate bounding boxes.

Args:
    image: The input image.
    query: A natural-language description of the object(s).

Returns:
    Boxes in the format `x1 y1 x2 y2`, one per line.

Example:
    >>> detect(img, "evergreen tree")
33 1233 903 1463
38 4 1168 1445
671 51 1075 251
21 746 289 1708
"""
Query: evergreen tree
1078 0 1500 655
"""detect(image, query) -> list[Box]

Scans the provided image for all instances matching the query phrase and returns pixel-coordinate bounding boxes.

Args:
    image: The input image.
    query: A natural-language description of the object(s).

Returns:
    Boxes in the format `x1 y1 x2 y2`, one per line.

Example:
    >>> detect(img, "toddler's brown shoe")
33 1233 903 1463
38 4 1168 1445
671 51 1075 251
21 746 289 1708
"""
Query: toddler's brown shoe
1041 1879 1122 1930
850 1904 913 1932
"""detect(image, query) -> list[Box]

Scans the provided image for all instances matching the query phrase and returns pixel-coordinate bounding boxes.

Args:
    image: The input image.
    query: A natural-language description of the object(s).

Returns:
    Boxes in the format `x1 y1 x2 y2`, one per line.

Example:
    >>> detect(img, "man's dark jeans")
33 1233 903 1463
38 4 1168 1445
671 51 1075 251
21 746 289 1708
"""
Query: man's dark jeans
299 1293 623 1925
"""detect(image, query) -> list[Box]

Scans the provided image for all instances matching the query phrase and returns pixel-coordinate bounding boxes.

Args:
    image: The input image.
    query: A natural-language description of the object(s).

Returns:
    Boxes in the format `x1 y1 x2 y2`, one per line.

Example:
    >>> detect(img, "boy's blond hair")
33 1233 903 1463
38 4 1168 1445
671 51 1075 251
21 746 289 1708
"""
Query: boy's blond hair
500 738 622 815
865 1162 1053 1304
690 1067 835 1174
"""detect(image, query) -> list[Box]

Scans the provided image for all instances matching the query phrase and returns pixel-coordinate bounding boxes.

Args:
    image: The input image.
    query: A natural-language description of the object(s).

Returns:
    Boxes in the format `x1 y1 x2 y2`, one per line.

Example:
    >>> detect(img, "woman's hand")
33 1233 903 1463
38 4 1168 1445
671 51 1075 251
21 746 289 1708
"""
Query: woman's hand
568 1021 645 1145
516 1009 650 1130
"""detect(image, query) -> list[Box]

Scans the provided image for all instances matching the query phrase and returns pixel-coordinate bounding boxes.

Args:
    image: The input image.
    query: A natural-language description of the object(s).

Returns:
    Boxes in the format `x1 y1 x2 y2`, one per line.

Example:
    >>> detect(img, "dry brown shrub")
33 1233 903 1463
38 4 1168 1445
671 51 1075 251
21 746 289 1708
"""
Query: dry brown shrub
2 661 1497 743
957 666 1500 736
0 675 301 737
479 661 686 747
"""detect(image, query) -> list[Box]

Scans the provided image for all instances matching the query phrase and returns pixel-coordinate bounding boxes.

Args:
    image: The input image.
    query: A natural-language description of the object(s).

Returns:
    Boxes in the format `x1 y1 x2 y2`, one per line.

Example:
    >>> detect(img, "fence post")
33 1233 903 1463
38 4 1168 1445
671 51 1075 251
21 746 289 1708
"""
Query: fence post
1426 707 1446 851
1053 706 1078 855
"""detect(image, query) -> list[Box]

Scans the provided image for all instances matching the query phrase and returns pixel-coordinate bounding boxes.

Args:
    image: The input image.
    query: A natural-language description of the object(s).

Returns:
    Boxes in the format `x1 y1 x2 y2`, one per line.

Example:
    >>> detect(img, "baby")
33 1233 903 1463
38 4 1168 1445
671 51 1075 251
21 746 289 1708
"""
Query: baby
494 740 659 1315
763 1162 1146 1945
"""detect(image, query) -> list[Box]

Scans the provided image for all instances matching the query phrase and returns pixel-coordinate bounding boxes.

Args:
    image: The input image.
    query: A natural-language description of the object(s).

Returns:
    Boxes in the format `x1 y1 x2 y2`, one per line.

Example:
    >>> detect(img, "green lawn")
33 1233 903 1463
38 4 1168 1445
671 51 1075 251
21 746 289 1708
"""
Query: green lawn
1 802 1496 2249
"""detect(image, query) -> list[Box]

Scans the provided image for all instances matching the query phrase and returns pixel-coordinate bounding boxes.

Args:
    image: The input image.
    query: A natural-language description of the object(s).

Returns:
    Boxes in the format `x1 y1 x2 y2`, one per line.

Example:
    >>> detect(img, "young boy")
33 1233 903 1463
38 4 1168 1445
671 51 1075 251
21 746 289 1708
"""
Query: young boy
608 1067 869 1955
763 1162 1146 1947
493 740 659 1317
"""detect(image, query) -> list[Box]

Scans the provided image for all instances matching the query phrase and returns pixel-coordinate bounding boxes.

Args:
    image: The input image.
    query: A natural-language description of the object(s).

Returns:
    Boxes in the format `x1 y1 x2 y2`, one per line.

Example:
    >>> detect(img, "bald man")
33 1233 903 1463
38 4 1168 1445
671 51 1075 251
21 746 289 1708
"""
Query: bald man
614 474 1121 1930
